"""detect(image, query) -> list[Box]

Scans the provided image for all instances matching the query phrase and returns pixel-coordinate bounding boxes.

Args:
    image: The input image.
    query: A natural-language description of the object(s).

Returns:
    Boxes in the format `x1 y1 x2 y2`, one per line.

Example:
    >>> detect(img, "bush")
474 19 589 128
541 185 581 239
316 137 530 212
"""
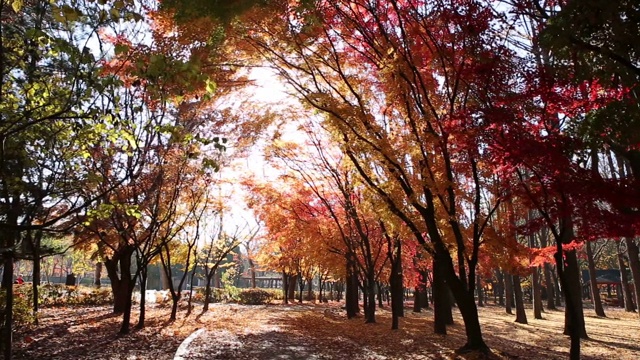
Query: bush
263 288 284 301
39 284 78 306
237 289 273 305
0 285 36 327
194 287 235 303
77 288 113 306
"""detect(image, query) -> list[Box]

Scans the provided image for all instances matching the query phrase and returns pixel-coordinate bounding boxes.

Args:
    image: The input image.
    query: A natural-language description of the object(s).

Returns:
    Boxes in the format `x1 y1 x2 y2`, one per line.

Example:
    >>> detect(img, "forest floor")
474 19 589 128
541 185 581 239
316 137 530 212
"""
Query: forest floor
12 301 640 360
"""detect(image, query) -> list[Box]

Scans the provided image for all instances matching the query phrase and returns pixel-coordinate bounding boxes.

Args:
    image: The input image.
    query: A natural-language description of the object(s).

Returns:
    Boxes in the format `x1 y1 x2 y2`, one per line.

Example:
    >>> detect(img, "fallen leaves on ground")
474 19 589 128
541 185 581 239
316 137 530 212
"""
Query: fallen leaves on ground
13 302 640 359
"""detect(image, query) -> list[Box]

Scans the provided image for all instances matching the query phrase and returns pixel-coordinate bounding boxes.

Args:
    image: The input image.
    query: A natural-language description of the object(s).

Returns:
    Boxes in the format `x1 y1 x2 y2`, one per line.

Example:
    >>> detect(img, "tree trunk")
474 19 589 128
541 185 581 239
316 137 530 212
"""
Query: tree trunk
543 263 557 310
203 271 214 312
365 275 376 323
282 271 288 305
104 256 128 314
376 282 384 308
562 248 588 340
345 255 360 318
439 248 487 352
137 269 148 329
625 238 640 318
248 258 257 288
288 274 297 301
389 249 403 329
532 268 543 319
2 252 15 360
297 275 304 303
495 269 504 306
553 269 563 308
586 240 606 317
476 274 484 307
307 277 313 302
160 265 171 290
32 240 41 325
617 247 636 312
513 275 528 324
94 262 102 288
528 231 543 318
432 257 448 335
505 271 513 315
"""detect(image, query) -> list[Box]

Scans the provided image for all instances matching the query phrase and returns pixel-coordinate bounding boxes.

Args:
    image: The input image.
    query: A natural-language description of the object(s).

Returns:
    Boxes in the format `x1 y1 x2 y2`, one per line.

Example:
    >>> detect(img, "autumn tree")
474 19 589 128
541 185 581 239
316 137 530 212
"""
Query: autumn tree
0 0 137 357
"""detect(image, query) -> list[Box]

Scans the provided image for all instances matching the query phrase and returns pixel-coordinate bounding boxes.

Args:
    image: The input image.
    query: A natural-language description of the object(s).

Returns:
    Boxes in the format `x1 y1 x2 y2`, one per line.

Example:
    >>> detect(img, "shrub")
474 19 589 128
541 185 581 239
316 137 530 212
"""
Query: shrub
237 288 273 305
39 284 78 306
77 288 113 306
263 288 284 301
0 285 36 327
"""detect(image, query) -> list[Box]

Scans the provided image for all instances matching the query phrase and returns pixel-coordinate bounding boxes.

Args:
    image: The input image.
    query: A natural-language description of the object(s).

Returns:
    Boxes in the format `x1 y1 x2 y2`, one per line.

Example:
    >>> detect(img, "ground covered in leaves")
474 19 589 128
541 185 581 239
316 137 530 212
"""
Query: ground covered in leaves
13 302 640 360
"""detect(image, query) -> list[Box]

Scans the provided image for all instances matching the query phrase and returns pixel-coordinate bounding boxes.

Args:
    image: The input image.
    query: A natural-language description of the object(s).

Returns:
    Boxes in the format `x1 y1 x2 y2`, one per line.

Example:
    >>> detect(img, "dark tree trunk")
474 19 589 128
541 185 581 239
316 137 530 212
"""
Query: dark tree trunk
543 263 557 310
137 269 148 329
376 282 384 308
561 247 588 341
617 248 636 312
203 270 215 312
2 252 15 360
345 255 360 318
625 238 640 318
476 274 484 307
248 258 257 288
104 255 129 314
282 271 288 304
495 269 504 305
389 247 403 329
586 241 606 317
531 267 543 319
556 241 584 360
413 270 428 313
432 257 448 335
553 269 563 308
364 276 376 323
288 274 297 301
513 275 528 324
297 275 304 303
31 235 41 325
505 271 513 315
94 262 102 288
528 232 543 319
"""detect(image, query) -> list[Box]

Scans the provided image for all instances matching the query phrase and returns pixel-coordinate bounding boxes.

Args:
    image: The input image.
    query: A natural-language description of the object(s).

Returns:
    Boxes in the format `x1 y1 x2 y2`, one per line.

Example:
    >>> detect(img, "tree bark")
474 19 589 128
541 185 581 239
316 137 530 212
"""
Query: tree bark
617 247 636 312
562 249 588 340
248 258 257 288
495 269 504 306
586 240 606 316
432 257 448 335
282 271 288 304
364 275 376 323
505 271 513 315
389 246 403 329
160 265 171 290
513 275 528 324
543 263 557 310
137 269 147 329
625 238 640 318
476 274 484 307
532 268 543 319
528 232 543 319
2 252 15 360
94 262 102 288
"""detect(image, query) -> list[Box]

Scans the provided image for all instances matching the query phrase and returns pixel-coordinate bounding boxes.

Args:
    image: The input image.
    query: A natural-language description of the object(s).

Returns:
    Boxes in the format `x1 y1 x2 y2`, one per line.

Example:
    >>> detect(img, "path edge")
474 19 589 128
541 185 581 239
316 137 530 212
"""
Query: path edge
173 328 205 360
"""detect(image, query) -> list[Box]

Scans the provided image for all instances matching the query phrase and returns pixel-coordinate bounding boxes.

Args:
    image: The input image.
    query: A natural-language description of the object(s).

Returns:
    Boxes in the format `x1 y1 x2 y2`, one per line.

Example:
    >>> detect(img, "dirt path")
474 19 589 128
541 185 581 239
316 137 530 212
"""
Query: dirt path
13 302 640 360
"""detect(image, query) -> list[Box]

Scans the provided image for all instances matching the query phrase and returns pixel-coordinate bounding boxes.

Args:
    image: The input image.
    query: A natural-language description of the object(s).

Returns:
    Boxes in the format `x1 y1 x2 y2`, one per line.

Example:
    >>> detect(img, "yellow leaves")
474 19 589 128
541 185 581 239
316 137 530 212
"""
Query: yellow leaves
11 0 22 13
